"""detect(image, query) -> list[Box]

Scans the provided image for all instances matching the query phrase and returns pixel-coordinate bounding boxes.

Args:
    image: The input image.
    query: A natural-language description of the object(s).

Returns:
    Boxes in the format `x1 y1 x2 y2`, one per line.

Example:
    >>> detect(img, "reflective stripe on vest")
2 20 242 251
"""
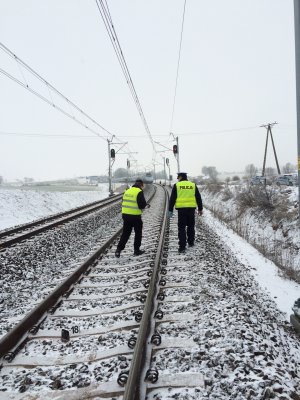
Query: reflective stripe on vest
175 181 197 208
122 186 142 215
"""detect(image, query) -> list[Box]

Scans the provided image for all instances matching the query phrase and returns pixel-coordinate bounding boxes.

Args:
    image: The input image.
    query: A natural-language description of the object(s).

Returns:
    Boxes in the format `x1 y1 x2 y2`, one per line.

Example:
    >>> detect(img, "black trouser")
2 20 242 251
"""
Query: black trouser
177 208 195 249
117 214 143 251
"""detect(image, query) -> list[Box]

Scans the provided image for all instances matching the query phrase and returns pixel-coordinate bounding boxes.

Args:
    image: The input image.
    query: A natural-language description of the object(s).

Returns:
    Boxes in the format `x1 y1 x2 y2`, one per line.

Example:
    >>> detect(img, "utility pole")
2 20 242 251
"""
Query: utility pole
260 122 281 177
294 0 300 224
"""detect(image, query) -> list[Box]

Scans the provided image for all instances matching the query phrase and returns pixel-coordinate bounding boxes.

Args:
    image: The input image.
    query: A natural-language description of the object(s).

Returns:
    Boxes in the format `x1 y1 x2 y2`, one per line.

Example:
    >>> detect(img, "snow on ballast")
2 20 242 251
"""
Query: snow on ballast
0 185 300 399
0 185 164 398
0 186 153 338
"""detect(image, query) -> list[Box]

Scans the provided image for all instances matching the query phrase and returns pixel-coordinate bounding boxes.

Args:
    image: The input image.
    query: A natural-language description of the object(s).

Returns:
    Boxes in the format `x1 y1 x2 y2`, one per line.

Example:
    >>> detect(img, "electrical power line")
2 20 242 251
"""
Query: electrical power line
175 125 260 136
95 0 156 155
0 125 261 140
170 0 187 133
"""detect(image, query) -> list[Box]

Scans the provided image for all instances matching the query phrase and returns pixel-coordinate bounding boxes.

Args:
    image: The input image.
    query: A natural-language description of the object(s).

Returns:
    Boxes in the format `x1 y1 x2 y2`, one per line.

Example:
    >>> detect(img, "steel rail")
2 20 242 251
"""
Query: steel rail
0 193 122 240
0 186 157 360
0 194 123 249
123 186 169 400
0 228 122 359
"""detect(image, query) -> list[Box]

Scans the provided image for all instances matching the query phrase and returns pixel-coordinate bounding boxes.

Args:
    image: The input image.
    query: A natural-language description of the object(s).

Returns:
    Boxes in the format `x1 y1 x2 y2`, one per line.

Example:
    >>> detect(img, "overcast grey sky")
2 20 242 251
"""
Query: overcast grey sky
0 0 297 181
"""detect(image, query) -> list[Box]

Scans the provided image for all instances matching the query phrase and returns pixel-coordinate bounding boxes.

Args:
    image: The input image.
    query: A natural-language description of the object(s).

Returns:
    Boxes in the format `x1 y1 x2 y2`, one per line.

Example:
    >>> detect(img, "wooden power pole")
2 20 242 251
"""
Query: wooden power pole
260 122 281 176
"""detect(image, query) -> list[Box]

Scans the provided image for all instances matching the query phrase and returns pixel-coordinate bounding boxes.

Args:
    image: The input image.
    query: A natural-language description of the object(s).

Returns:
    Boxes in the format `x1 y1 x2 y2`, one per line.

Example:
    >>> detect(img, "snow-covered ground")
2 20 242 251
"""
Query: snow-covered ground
1 185 299 321
1 185 300 398
1 187 300 398
201 184 300 282
203 210 300 319
0 184 109 230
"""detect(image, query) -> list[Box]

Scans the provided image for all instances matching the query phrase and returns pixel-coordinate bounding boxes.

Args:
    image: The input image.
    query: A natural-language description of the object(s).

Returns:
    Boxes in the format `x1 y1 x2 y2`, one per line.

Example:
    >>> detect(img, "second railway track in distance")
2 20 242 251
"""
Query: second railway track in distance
1 184 300 399
0 193 123 249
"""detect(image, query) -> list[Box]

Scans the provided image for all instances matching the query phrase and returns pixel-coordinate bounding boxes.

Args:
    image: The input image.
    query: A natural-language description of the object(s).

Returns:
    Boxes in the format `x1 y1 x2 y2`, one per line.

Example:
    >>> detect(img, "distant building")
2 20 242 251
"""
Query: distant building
87 176 108 185
76 176 88 185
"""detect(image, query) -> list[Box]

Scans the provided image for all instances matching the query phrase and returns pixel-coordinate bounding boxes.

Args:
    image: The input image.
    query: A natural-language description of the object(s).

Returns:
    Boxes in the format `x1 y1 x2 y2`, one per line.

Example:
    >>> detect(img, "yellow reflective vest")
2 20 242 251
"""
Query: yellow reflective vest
122 186 142 215
175 181 197 208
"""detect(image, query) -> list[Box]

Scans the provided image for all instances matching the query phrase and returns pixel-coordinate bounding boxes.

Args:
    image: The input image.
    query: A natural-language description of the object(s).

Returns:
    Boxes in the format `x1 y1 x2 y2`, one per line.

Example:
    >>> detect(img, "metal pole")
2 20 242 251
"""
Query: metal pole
163 157 167 185
126 159 130 188
294 0 300 223
176 136 180 172
107 139 113 196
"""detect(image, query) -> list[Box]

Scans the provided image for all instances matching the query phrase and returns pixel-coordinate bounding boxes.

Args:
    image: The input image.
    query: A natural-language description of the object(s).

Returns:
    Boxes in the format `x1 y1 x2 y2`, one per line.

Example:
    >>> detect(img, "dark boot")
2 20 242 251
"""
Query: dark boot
134 249 145 256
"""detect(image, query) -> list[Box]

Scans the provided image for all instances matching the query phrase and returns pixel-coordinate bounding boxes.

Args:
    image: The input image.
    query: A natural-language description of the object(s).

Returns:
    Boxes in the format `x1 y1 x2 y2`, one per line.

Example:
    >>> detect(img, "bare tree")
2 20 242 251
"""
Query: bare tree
244 164 257 177
202 166 218 182
114 168 128 178
282 162 296 174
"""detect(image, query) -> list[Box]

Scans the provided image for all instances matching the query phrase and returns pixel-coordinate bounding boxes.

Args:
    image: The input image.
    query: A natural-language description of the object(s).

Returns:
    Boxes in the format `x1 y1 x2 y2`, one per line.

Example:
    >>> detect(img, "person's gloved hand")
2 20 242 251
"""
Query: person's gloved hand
146 204 151 208
198 209 203 216
168 211 173 218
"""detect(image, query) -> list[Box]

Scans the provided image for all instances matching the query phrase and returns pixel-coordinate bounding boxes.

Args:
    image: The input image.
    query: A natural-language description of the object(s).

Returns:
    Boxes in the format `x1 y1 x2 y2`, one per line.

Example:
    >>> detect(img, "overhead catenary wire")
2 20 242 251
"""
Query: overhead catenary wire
0 131 103 138
0 42 138 160
0 42 114 140
95 0 155 153
95 0 156 155
0 67 108 140
170 0 187 133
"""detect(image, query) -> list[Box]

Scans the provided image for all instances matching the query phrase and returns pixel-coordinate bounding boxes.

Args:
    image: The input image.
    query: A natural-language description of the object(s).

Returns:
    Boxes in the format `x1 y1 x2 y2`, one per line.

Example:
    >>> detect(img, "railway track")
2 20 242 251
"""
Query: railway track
0 193 123 249
1 185 300 399
0 185 155 340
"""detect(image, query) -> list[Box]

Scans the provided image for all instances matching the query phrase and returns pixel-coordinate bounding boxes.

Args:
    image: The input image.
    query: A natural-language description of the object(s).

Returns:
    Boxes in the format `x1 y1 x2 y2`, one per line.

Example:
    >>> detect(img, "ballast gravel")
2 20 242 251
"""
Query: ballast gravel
0 185 154 338
147 215 300 399
0 186 300 399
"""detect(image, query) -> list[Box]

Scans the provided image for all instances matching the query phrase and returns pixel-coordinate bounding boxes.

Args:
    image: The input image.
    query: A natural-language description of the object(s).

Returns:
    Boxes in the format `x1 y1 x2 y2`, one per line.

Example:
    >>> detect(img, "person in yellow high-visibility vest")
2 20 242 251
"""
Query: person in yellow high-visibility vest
169 172 203 253
115 179 148 257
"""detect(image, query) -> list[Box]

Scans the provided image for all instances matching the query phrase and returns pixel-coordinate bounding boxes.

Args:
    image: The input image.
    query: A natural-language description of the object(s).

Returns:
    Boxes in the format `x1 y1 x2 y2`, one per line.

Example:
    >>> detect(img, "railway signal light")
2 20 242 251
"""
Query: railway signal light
127 159 130 168
173 145 178 154
166 158 169 166
110 149 115 159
